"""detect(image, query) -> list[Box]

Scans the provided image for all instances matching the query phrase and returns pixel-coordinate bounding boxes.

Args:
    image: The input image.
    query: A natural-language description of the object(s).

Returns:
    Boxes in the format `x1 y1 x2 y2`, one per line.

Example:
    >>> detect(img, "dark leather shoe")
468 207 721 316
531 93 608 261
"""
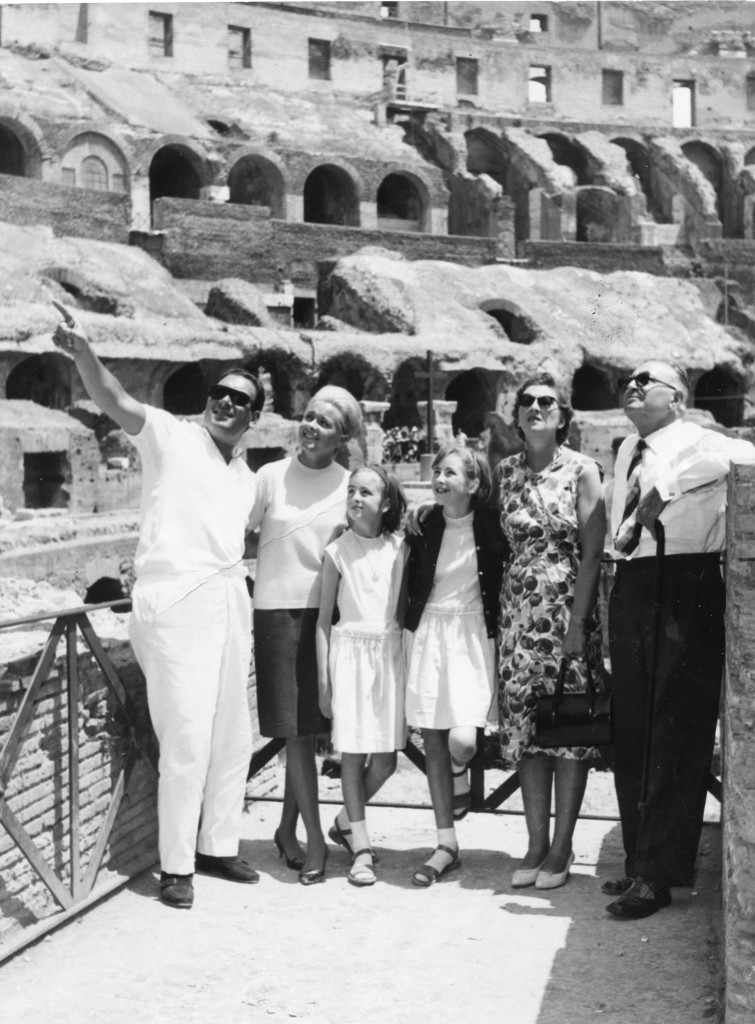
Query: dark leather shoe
195 853 260 883
606 877 671 919
601 876 634 896
160 872 194 908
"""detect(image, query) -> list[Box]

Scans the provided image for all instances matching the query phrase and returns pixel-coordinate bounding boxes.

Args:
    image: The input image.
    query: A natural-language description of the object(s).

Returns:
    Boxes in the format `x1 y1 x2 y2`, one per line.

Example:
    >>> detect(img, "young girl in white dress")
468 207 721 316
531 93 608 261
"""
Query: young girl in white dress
403 445 507 886
316 464 407 887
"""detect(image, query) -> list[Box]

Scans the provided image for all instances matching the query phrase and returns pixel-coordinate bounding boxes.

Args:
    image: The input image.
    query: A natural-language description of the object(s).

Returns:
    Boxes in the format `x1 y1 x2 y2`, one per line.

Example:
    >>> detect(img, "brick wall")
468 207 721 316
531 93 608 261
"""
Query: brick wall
0 173 131 244
522 241 667 275
154 198 499 286
0 616 275 954
724 462 755 1023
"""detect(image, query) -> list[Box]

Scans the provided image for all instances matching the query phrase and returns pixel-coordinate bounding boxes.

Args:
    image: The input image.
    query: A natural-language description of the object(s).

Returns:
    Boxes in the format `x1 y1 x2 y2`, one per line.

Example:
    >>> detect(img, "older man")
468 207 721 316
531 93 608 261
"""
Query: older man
605 360 755 919
52 302 264 909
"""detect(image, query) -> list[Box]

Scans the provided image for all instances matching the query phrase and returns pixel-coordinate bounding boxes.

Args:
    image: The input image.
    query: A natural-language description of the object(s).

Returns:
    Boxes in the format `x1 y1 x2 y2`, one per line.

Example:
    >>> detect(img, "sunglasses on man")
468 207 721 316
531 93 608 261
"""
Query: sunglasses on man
208 384 253 408
617 372 677 393
519 394 559 410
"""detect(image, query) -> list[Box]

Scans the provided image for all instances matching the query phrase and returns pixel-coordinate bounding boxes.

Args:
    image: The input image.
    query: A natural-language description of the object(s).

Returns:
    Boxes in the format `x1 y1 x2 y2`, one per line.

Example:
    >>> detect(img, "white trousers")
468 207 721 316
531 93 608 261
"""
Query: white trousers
129 571 253 875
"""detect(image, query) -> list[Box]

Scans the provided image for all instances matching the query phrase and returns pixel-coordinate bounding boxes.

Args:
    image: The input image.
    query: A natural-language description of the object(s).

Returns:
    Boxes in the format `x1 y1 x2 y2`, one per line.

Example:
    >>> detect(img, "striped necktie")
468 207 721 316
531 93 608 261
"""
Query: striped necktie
614 439 647 555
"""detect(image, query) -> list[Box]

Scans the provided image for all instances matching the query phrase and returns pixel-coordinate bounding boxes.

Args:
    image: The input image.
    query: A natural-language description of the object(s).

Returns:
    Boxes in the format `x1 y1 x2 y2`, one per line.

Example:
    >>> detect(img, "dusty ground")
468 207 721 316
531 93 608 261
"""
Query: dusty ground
0 761 722 1024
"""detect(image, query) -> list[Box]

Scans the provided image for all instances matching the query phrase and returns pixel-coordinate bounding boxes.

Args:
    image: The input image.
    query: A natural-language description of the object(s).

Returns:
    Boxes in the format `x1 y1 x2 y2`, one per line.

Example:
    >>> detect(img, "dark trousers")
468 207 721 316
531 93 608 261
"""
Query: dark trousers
608 553 724 887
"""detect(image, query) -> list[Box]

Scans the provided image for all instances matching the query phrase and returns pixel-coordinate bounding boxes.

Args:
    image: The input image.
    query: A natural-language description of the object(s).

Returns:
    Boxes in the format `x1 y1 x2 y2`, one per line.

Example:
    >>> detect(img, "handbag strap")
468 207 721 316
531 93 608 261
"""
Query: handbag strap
553 655 597 712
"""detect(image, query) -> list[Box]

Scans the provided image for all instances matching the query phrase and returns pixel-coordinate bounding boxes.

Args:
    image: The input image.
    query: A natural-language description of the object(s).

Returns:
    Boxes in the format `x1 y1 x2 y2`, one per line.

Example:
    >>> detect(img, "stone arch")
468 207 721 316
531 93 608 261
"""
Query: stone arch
539 132 590 185
571 364 615 411
0 112 47 178
576 185 620 242
244 350 306 419
60 130 131 193
162 363 209 416
611 136 662 221
445 369 495 437
745 146 755 167
479 299 540 343
303 164 360 227
694 365 744 427
228 151 286 219
377 171 429 233
682 140 724 222
6 353 71 409
383 358 425 430
464 127 531 244
314 354 388 402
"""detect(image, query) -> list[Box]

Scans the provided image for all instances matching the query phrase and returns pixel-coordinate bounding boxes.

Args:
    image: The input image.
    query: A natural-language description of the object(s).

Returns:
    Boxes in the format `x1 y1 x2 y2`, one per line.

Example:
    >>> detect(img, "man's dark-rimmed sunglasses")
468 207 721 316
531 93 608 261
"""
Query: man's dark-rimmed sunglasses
519 394 559 410
208 384 253 408
618 372 677 393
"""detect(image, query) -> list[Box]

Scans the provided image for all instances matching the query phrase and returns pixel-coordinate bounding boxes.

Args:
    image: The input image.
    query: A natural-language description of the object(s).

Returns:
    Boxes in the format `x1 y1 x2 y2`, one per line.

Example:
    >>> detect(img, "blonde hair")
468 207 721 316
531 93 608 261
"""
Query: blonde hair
313 385 363 442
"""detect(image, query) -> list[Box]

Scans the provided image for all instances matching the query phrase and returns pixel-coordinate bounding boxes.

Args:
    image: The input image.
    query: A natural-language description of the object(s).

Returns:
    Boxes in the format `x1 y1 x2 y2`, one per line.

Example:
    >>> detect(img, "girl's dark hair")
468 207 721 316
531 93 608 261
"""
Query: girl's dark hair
431 444 493 509
513 372 573 445
214 367 266 414
350 463 407 534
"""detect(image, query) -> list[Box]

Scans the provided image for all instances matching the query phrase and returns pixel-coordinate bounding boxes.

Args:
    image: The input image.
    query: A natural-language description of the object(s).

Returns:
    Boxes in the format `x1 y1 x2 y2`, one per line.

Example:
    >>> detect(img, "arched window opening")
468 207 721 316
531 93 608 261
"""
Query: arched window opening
446 370 493 438
383 361 422 430
612 137 664 222
377 173 423 232
314 353 384 403
694 366 744 427
163 363 207 416
24 452 70 509
303 165 359 226
540 133 590 186
6 355 71 409
80 155 109 191
681 142 723 221
481 305 538 344
0 123 26 176
228 155 285 219
571 365 615 411
150 146 202 207
576 187 619 243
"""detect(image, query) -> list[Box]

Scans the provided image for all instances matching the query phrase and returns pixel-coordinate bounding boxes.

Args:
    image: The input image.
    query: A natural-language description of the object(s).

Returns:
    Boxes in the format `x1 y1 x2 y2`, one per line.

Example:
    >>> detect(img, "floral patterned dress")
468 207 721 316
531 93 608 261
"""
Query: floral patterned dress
497 447 604 766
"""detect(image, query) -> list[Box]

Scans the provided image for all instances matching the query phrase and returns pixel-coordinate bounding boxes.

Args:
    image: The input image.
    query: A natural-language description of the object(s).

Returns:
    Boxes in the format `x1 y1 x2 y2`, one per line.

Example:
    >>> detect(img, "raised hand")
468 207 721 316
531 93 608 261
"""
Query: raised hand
52 300 89 357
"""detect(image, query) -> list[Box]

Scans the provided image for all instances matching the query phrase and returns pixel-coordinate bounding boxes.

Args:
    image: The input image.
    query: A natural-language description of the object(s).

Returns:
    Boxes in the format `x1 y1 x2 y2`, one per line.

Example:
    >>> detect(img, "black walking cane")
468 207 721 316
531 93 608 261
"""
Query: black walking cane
638 520 665 814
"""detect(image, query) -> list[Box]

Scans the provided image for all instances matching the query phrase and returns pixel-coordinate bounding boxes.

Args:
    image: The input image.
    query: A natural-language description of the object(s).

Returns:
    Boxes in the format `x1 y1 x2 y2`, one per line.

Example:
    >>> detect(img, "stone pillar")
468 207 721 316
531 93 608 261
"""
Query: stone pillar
724 462 755 1023
417 399 456 452
360 400 389 465
360 201 378 230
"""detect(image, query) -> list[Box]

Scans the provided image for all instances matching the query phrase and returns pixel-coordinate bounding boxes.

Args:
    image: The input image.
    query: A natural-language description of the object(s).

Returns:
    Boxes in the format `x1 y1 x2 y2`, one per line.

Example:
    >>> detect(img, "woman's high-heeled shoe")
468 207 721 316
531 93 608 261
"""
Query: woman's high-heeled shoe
274 830 305 872
299 849 328 886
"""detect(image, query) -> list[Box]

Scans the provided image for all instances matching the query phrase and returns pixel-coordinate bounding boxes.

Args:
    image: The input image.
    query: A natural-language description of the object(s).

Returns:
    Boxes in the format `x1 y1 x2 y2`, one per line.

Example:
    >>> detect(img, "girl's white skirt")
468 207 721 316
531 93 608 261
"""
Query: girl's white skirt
330 623 406 753
405 605 496 730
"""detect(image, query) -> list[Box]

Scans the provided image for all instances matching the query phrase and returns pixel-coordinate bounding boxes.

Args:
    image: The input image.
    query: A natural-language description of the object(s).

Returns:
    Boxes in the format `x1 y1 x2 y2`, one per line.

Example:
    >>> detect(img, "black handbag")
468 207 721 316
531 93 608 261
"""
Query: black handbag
534 657 613 749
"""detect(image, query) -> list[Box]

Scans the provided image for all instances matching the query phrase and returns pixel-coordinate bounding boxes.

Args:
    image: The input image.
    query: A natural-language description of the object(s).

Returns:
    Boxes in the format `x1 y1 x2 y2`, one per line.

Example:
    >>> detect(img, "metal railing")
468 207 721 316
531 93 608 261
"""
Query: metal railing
0 601 158 922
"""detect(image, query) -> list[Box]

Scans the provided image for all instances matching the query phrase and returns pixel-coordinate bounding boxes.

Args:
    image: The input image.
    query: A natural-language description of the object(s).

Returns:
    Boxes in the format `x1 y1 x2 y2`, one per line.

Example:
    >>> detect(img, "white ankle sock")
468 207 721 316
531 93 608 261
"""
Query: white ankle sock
438 827 457 850
350 819 370 855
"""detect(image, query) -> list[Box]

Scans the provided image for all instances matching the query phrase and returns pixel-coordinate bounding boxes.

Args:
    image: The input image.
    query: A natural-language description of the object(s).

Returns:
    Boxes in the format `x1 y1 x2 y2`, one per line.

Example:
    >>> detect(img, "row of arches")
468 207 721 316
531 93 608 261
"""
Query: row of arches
0 114 433 232
466 127 755 243
4 352 746 429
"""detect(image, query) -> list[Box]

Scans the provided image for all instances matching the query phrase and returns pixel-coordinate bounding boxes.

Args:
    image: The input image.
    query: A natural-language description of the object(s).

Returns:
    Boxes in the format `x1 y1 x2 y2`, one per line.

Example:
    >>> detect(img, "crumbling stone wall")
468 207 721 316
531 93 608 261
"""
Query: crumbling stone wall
724 462 755 1023
155 198 500 285
0 172 131 244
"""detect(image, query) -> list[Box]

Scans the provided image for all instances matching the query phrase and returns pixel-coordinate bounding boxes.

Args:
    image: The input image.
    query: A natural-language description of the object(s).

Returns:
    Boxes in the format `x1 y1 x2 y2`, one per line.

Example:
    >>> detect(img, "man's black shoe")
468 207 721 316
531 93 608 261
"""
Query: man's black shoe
160 872 194 909
195 853 260 883
601 876 634 896
606 877 671 919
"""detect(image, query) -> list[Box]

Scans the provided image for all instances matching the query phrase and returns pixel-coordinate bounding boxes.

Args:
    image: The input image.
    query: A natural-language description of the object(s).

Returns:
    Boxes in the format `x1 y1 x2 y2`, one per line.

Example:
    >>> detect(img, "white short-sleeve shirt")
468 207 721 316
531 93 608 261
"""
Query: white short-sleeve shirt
129 407 257 578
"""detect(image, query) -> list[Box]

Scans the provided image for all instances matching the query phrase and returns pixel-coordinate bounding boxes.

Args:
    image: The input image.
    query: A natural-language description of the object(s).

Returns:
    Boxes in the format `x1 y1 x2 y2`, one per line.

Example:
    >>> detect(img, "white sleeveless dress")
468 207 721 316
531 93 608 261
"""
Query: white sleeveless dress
325 530 407 753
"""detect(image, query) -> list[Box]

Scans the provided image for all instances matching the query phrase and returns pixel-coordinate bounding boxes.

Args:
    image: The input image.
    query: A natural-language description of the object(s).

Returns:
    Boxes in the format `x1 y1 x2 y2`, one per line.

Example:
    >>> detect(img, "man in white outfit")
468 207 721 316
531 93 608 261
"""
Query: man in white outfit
52 302 263 909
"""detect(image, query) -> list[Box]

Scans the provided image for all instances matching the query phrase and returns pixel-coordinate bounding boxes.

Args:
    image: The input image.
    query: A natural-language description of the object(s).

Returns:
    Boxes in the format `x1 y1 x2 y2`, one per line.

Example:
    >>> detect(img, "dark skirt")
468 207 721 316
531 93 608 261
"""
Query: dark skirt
254 608 332 738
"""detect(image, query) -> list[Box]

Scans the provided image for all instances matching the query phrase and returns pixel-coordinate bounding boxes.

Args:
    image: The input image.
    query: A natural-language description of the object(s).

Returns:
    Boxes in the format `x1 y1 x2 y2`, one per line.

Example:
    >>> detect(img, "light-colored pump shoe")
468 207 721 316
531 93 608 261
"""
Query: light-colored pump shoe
535 851 575 890
511 859 546 888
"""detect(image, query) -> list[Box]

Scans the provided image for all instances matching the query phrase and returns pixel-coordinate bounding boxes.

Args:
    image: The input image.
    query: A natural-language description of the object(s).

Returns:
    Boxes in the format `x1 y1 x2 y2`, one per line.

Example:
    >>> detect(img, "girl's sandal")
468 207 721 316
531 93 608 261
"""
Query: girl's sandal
329 818 380 864
411 845 462 888
348 849 377 888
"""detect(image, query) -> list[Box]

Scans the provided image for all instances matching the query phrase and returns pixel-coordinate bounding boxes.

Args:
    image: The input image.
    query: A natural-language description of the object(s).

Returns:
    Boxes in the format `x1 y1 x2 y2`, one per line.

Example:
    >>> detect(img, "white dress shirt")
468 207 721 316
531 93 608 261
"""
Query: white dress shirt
610 418 755 558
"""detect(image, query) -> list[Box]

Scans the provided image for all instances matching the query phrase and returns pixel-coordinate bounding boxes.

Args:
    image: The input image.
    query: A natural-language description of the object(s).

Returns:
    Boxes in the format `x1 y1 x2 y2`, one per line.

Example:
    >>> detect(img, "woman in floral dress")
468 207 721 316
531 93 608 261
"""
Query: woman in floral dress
497 372 606 891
